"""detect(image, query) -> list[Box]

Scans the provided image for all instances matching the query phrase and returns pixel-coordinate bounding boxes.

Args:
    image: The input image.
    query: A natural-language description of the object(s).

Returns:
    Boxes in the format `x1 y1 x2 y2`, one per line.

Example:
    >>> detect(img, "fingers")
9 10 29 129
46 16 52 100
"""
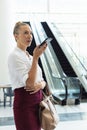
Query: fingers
39 42 47 50
30 85 41 94
26 88 40 94
26 88 35 91
30 89 39 94
34 43 47 54
25 84 41 94
38 44 47 55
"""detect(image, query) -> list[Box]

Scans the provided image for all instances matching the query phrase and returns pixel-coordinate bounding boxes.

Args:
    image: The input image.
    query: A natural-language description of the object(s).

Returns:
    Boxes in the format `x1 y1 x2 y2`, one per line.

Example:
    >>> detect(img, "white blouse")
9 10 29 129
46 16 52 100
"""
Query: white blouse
8 47 44 90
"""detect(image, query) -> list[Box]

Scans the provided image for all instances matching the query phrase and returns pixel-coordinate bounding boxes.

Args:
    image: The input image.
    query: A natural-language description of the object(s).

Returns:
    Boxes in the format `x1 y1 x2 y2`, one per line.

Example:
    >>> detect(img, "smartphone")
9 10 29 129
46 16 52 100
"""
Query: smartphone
39 37 53 47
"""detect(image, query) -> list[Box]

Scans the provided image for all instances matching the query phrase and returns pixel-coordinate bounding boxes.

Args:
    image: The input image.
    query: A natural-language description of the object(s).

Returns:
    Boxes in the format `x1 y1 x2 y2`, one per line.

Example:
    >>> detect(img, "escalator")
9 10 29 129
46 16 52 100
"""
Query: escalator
41 22 76 77
45 22 87 100
26 21 81 105
40 22 81 105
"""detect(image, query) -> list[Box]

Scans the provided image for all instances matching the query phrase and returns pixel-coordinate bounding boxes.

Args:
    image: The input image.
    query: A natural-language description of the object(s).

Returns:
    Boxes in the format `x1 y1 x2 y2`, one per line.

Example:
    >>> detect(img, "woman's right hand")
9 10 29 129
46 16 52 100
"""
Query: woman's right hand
33 43 47 60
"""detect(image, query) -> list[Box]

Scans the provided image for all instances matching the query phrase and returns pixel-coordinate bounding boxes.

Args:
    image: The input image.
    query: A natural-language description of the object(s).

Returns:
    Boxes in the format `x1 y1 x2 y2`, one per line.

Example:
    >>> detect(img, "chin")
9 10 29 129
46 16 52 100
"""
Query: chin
29 42 32 46
27 43 30 47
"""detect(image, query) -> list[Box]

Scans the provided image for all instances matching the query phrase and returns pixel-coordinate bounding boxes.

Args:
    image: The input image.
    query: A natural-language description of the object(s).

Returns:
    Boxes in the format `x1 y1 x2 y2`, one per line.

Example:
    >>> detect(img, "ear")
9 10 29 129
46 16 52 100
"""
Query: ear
14 34 18 41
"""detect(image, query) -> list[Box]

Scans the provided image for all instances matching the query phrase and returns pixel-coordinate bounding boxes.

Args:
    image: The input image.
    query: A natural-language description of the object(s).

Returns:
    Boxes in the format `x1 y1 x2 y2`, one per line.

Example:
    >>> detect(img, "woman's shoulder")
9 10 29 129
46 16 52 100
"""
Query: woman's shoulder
8 47 23 63
8 48 17 59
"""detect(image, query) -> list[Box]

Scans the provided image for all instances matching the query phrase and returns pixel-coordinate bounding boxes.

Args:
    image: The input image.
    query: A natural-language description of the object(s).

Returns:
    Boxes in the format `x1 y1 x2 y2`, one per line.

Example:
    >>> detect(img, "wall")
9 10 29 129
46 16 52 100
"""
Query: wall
0 0 16 85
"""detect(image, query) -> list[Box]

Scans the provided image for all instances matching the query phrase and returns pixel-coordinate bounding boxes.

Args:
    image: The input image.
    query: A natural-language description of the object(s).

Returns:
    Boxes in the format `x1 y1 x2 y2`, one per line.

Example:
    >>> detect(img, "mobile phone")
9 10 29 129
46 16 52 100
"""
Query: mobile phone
39 37 53 47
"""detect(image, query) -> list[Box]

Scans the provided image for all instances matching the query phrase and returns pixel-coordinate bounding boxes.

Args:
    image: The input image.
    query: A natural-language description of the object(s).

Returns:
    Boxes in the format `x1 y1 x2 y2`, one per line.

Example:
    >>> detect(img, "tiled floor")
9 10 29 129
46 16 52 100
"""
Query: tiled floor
0 102 87 130
0 120 87 130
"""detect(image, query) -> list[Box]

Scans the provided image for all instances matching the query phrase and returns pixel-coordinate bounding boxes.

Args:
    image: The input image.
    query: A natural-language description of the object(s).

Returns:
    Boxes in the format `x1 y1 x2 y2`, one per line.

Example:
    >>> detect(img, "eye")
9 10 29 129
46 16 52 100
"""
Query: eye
24 31 33 35
24 31 29 34
30 32 33 35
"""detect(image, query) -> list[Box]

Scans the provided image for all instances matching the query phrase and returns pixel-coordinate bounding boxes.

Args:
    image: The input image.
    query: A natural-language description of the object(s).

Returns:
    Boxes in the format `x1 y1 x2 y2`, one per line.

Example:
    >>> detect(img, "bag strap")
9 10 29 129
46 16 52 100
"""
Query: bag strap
43 83 51 96
42 91 58 104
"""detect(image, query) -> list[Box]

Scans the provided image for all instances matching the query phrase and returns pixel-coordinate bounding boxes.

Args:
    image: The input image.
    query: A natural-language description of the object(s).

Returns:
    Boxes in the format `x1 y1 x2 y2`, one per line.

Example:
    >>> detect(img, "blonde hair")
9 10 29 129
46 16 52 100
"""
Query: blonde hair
13 21 28 35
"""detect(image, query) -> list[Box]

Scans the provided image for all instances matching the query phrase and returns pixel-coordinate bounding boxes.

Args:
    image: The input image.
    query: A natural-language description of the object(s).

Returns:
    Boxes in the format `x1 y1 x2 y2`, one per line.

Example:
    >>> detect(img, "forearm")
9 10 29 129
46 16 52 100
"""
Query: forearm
26 44 47 89
26 57 38 88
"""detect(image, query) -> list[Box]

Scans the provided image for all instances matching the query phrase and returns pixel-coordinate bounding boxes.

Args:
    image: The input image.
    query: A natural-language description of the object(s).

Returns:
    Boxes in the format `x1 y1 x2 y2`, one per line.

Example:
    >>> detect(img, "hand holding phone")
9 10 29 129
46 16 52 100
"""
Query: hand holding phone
39 37 53 47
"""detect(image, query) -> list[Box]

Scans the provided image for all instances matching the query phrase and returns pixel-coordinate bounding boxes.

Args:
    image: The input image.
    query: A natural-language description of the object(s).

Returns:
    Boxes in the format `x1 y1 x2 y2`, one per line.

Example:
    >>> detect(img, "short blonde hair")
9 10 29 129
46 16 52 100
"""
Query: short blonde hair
13 22 29 35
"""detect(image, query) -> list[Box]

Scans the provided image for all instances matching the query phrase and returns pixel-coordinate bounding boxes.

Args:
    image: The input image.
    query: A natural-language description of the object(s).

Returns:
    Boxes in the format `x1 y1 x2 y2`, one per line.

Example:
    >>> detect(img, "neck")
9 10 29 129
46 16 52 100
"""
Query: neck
17 44 26 52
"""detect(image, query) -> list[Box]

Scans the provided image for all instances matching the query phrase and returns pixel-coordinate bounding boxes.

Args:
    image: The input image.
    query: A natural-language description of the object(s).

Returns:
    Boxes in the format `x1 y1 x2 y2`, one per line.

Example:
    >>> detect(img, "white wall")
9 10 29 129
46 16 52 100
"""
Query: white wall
15 0 87 13
0 0 16 85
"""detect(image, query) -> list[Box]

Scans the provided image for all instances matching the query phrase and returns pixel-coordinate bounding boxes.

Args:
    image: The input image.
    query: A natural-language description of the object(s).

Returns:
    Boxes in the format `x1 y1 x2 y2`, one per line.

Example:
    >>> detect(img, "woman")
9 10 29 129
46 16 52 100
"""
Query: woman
8 21 47 130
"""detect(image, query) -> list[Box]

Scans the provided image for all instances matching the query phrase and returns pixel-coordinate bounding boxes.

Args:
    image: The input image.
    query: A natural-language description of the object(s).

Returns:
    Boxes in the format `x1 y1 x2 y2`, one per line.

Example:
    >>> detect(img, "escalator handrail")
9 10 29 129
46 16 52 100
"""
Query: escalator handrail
47 22 87 73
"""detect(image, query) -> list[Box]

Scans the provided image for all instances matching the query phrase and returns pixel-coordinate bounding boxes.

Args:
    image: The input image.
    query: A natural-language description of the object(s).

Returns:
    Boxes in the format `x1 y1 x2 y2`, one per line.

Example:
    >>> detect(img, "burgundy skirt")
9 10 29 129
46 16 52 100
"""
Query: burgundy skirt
13 87 43 130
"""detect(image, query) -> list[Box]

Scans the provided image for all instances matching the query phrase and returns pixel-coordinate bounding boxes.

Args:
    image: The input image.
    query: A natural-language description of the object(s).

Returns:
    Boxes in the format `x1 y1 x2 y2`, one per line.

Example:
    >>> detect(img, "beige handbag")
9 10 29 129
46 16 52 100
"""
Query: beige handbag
39 92 59 130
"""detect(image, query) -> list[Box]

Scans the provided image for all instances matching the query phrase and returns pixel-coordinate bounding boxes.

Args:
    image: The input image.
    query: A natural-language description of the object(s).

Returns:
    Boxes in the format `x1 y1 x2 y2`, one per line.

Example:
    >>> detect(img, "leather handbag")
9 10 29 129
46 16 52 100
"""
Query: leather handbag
39 92 59 130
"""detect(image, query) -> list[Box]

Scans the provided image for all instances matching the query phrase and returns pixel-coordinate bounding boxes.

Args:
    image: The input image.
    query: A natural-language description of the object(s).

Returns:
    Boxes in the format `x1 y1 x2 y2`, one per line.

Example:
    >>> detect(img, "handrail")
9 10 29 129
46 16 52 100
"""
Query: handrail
47 22 87 91
61 33 87 72
50 22 87 73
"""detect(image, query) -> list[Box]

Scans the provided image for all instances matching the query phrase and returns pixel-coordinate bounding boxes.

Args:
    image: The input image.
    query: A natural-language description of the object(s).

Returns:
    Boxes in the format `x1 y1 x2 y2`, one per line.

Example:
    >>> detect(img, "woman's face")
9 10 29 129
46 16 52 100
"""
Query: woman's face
15 25 33 49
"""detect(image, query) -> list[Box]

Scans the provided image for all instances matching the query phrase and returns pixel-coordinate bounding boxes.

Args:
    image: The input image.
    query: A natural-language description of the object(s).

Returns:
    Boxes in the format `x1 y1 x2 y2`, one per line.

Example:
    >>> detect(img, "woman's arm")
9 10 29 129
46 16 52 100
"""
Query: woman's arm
25 43 47 90
26 57 38 88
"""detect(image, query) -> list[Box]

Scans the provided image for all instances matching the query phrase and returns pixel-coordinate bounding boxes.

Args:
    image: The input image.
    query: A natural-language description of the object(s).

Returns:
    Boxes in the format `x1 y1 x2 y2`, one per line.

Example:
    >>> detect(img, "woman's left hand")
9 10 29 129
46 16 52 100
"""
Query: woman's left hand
25 81 46 94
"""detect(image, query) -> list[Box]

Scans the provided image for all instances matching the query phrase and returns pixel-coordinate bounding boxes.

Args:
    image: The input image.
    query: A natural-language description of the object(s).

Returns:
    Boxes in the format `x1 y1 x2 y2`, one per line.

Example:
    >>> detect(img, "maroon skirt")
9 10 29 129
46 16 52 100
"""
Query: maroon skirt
13 87 43 130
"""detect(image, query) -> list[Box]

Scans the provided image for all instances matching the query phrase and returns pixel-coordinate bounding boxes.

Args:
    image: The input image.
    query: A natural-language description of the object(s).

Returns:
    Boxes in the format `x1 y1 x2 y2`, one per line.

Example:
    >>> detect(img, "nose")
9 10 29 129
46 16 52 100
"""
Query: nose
29 34 33 40
30 34 33 39
27 33 32 39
